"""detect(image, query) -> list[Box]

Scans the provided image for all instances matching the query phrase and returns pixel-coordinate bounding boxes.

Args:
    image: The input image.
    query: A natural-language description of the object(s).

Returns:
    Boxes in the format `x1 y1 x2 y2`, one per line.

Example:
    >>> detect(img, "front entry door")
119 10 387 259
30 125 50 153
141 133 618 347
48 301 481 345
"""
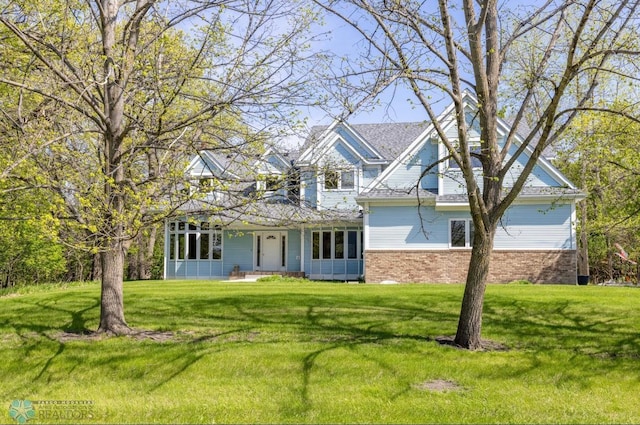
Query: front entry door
257 232 285 271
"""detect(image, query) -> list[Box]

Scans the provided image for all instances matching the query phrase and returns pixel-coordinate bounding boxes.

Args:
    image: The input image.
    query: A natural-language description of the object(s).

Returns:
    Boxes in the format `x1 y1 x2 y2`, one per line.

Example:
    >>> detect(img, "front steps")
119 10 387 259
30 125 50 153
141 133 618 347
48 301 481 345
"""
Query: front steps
228 270 306 280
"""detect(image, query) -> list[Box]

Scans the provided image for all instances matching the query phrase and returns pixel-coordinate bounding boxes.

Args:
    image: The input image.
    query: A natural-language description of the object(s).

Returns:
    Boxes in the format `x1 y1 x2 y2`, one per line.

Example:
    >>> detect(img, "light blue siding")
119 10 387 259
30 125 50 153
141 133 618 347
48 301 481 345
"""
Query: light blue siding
494 204 574 249
383 142 439 190
320 189 359 210
266 154 289 172
442 170 484 194
368 203 574 250
316 141 362 209
439 136 563 195
501 142 561 187
301 171 317 206
287 230 302 272
368 206 449 249
165 235 225 280
324 141 358 165
166 229 304 279
223 231 254 275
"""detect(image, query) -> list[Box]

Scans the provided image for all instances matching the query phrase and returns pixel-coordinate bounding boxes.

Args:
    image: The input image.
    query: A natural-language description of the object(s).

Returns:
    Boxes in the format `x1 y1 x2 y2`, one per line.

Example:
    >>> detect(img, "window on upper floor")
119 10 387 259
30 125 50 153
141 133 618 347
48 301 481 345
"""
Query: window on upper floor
448 143 482 170
257 174 283 193
323 169 355 191
324 170 339 190
450 219 474 248
198 177 218 193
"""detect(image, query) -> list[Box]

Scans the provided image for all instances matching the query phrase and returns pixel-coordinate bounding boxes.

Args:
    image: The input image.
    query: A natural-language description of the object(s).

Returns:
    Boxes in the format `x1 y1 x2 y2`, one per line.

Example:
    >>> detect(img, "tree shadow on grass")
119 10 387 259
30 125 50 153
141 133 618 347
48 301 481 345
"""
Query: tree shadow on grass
483 296 640 358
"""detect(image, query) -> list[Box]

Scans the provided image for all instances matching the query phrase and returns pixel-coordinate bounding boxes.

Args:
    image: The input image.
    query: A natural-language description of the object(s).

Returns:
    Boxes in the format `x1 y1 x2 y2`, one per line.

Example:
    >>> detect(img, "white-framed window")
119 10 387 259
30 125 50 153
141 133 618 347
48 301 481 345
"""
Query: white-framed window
312 230 362 259
198 177 218 193
448 143 482 170
257 173 282 192
168 220 222 260
449 219 474 248
323 169 355 191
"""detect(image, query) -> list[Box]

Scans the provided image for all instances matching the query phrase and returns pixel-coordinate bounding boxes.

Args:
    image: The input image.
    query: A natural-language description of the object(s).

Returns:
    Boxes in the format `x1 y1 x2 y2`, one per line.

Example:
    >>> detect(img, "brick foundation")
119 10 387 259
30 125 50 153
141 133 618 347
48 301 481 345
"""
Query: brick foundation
365 250 577 284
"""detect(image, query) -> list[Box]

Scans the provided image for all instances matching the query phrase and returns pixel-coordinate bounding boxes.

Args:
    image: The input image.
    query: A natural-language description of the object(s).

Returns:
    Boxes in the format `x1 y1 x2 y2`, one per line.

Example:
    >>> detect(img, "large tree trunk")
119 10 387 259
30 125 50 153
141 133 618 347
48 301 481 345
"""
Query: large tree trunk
98 244 130 335
454 230 495 350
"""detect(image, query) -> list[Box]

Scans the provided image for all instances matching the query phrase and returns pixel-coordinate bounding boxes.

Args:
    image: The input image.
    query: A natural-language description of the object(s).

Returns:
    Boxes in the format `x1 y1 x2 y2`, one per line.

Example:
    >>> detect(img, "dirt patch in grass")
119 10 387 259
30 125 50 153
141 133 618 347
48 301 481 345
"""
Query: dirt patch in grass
413 379 462 392
436 335 509 351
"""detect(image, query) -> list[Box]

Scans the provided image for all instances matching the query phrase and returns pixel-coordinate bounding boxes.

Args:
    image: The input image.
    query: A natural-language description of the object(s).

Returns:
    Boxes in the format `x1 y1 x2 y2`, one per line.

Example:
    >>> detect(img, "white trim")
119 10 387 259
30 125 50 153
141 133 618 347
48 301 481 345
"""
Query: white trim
356 198 436 207
298 121 387 167
300 227 305 273
448 218 473 249
322 168 356 191
363 92 577 195
254 230 287 271
570 201 577 250
253 147 290 171
363 202 370 251
186 151 240 179
299 180 306 206
364 102 457 194
297 120 341 164
163 219 169 280
437 141 446 195
435 203 470 211
316 170 322 210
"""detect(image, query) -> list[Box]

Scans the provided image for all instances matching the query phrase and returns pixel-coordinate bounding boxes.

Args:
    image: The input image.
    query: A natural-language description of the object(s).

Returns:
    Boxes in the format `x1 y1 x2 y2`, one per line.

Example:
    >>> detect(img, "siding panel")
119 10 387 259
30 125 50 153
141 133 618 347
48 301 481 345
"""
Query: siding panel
368 204 574 250
384 143 439 190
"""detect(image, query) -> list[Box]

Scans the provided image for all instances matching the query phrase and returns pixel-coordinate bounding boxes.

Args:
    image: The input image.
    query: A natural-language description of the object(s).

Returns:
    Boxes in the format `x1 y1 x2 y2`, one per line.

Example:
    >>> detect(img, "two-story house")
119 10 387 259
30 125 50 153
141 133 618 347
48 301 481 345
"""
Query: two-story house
164 95 583 283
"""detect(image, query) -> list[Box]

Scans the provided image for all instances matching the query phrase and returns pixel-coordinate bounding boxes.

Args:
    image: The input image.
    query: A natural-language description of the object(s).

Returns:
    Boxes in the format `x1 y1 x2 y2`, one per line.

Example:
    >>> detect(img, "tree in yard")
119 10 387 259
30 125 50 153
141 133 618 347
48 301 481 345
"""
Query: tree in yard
314 0 640 348
0 173 66 287
557 103 640 283
0 0 317 334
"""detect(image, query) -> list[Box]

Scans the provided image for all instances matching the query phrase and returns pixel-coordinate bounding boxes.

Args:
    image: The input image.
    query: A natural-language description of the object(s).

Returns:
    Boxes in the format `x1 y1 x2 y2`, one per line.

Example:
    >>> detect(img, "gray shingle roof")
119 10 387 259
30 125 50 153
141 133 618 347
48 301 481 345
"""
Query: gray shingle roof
173 198 362 227
358 186 583 202
357 187 438 201
301 121 430 162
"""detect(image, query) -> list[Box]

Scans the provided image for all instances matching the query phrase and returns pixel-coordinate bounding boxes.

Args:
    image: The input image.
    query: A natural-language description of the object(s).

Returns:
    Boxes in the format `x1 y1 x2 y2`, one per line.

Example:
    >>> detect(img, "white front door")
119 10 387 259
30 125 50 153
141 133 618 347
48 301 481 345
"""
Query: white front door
256 231 285 271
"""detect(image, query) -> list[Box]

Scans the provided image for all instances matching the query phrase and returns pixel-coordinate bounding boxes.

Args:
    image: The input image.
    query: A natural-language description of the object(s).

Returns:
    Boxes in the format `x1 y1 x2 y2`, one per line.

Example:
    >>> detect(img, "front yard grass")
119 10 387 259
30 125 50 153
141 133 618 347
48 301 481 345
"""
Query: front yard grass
1 280 639 423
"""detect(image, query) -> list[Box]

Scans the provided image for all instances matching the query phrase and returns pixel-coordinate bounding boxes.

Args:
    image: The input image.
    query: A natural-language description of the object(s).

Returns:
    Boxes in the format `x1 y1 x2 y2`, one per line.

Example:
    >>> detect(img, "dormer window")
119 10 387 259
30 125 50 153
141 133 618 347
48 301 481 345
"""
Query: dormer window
448 143 482 170
341 170 355 189
265 175 281 192
257 174 283 192
324 170 339 190
199 177 217 193
323 169 355 191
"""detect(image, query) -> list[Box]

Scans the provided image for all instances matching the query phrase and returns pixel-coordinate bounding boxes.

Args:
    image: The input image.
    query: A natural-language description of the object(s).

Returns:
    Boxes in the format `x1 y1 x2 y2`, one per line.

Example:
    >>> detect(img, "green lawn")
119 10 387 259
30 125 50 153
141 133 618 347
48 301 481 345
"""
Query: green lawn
1 280 639 424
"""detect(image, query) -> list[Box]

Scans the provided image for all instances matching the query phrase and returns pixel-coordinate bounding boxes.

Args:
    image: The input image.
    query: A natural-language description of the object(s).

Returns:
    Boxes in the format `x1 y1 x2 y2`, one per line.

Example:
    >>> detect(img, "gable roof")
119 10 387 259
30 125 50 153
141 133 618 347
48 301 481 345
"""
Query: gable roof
363 93 577 195
297 121 430 165
186 151 241 179
252 147 291 174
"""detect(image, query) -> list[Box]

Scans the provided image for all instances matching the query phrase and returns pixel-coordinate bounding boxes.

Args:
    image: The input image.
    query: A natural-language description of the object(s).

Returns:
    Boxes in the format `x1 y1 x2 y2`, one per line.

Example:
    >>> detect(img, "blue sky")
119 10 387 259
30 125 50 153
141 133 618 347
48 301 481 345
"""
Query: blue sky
300 11 434 128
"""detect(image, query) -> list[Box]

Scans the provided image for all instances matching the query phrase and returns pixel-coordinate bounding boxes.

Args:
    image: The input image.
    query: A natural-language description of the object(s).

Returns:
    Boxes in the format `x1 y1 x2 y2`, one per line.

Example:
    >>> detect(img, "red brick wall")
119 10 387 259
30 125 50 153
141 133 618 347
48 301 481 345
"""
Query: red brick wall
365 250 577 284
